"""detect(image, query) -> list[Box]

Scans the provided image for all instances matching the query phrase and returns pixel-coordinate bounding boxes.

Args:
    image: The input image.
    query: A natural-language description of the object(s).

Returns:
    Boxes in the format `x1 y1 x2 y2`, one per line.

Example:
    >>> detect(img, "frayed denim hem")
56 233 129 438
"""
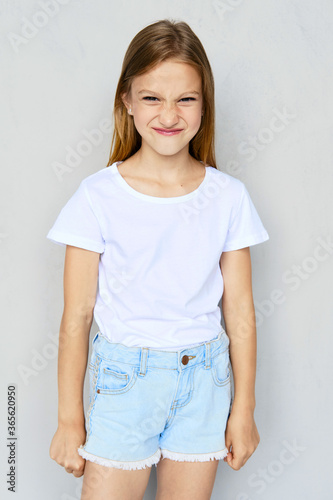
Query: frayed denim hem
77 445 161 470
161 447 229 462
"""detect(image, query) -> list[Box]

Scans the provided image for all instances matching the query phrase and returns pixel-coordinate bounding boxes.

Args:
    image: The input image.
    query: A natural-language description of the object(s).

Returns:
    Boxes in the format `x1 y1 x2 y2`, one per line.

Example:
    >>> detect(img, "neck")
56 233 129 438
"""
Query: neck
130 144 199 181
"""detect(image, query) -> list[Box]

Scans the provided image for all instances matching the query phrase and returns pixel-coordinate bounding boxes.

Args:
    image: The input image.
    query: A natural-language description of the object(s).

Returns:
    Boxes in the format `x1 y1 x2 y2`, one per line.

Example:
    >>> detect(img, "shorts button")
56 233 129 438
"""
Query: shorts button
181 355 189 365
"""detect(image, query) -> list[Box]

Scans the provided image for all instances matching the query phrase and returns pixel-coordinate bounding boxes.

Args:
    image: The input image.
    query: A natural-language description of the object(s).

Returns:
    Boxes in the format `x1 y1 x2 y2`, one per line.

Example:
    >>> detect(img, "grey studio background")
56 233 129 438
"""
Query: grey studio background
1 0 332 499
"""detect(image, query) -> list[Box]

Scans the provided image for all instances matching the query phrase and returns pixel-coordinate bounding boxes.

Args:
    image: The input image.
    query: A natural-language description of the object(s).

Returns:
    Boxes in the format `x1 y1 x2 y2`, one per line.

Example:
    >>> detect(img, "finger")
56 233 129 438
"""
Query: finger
65 467 73 474
226 452 243 471
223 441 232 461
72 470 84 478
72 461 85 478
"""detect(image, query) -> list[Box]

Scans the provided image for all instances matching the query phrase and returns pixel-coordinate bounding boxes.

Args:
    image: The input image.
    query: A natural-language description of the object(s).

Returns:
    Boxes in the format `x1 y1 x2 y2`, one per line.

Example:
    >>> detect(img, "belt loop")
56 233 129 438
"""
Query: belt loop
205 342 211 369
139 348 148 377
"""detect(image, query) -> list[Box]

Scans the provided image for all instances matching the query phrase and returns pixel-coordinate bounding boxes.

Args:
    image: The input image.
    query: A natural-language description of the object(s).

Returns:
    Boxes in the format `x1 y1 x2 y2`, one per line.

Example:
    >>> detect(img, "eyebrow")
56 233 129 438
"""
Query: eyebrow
138 90 200 96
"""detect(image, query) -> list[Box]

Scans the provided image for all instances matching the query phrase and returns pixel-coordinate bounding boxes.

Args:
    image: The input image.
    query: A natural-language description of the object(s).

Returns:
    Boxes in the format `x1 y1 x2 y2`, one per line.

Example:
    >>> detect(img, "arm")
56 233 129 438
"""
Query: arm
220 246 256 411
219 247 260 469
49 245 100 477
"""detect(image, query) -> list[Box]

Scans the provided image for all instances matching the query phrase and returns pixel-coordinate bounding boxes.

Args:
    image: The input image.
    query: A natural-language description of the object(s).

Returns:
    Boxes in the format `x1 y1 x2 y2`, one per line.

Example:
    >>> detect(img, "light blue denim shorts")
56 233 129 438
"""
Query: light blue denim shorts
78 329 233 470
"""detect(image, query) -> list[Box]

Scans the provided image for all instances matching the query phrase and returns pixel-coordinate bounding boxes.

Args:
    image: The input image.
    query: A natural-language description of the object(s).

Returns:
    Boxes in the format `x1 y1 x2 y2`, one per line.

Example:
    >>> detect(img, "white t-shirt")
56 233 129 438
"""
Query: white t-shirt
47 161 269 350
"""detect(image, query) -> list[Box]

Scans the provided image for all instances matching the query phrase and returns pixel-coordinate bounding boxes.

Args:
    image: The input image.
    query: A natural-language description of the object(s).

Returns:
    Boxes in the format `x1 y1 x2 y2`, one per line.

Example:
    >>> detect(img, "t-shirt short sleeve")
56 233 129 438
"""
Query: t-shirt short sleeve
46 179 105 254
222 183 269 252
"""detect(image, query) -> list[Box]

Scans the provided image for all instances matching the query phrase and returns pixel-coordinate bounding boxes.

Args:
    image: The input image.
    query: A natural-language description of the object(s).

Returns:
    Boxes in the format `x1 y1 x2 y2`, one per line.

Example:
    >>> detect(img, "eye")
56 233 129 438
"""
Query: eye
142 96 159 101
179 97 197 102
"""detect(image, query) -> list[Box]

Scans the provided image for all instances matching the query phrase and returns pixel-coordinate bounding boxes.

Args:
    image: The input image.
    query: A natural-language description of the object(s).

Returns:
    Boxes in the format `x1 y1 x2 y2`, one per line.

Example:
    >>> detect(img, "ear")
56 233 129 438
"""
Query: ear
121 93 132 114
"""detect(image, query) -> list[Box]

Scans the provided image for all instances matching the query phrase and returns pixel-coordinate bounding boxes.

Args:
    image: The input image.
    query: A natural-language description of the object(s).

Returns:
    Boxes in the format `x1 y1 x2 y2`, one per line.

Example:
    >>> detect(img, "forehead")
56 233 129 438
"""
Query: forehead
131 59 202 92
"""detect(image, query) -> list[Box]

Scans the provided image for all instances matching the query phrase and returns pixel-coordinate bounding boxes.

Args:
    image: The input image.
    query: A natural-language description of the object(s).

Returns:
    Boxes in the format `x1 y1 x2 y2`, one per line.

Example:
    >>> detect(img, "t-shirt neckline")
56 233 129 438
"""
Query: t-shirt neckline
110 161 210 204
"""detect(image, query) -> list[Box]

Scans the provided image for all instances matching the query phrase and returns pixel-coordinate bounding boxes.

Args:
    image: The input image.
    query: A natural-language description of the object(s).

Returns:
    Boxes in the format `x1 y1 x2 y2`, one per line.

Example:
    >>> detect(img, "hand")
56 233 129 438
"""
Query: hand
223 407 260 470
49 423 87 477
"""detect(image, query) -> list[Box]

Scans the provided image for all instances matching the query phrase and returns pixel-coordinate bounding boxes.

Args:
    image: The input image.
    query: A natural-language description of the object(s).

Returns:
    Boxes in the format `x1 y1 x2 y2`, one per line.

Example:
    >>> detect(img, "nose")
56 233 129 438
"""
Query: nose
158 103 179 128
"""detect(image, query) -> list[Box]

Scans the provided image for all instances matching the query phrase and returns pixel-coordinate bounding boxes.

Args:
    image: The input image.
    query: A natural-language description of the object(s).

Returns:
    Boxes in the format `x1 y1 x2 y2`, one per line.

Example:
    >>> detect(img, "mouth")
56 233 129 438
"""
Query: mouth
153 128 183 136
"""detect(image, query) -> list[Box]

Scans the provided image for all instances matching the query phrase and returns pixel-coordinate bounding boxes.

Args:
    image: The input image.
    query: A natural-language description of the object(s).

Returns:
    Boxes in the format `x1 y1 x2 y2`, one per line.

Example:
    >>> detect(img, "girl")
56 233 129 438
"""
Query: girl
47 19 269 500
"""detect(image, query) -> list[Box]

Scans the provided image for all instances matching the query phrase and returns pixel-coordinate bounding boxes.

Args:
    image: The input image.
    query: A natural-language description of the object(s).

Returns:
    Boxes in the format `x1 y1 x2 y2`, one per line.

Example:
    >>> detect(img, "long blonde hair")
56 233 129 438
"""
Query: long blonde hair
107 19 216 169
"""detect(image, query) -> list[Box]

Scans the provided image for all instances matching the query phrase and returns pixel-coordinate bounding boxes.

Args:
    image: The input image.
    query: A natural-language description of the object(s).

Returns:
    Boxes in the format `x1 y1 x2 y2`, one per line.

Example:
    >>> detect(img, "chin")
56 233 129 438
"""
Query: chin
155 149 187 158
150 142 190 157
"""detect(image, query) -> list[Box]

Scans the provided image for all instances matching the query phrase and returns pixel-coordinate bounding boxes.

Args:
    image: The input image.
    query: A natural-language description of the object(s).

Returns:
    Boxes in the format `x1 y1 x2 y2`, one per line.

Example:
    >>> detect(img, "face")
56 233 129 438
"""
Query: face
122 59 203 159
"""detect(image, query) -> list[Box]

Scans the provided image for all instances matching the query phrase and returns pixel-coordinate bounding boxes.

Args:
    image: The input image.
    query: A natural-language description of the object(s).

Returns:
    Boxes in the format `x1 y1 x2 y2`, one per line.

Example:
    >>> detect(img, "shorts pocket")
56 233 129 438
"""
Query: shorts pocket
88 352 98 371
86 353 99 418
96 359 138 395
210 351 231 387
